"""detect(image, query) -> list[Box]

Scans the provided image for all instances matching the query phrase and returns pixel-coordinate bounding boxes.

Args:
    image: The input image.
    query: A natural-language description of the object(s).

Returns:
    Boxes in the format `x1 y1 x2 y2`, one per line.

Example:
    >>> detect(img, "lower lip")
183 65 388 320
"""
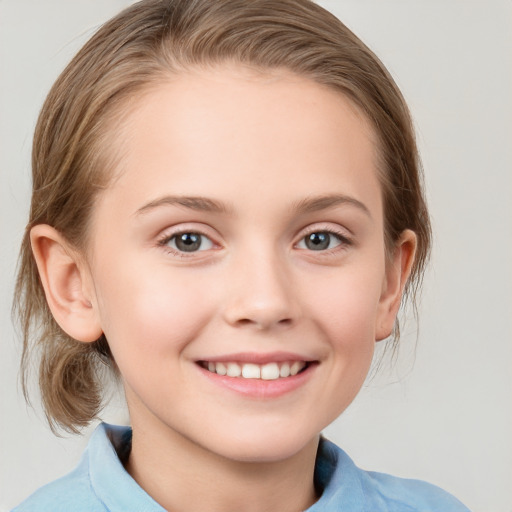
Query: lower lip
197 363 317 399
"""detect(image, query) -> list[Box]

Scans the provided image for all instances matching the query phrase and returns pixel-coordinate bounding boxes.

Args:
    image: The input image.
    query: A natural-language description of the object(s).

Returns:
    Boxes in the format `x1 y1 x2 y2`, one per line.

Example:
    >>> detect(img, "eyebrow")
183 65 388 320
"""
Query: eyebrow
292 194 371 217
135 195 233 216
135 193 371 218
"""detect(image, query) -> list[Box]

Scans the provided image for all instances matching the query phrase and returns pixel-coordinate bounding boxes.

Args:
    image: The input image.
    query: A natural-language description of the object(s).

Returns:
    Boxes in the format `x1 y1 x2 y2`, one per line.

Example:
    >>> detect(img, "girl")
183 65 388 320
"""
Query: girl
12 0 471 510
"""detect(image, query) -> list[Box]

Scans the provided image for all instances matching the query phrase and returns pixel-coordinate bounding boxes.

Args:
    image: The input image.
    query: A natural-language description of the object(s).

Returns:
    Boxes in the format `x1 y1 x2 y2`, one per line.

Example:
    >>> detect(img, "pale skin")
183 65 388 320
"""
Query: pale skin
31 66 416 512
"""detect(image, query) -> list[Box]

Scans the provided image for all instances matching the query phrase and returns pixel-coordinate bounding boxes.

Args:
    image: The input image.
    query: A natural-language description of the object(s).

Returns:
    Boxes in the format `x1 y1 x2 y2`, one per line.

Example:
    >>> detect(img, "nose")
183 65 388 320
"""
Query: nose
222 249 300 331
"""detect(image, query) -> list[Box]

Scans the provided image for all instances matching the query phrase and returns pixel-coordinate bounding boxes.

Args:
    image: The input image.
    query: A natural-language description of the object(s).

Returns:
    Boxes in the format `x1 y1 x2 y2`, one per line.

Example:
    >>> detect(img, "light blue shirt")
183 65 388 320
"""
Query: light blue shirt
13 423 471 511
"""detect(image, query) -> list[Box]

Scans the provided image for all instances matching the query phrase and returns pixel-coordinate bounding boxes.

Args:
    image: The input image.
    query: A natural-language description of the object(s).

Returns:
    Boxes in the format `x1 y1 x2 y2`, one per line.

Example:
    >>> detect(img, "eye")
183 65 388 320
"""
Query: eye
163 232 214 253
296 230 348 251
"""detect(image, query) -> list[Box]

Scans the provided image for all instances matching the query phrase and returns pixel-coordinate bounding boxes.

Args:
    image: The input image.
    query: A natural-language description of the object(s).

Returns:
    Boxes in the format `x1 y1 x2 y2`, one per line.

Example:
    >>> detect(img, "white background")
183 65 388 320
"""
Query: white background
1 1 510 511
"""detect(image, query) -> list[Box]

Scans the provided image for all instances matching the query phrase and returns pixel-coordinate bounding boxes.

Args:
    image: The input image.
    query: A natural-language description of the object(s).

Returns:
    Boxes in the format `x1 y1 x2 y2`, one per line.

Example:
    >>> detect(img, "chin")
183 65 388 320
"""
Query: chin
205 427 320 464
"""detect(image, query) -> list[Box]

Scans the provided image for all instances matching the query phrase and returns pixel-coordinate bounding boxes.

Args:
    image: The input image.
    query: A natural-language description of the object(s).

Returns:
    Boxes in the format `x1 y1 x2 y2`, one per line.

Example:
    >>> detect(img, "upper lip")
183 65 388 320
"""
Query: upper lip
196 351 317 364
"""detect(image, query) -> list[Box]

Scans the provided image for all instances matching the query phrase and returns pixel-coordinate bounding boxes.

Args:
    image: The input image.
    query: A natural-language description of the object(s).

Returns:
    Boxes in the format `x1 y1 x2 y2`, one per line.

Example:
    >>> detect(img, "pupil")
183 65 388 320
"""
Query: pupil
306 232 330 250
176 233 201 252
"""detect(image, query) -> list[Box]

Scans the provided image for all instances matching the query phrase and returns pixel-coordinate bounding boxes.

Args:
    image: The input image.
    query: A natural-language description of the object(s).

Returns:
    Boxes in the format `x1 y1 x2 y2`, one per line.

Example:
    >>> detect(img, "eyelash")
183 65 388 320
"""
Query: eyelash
157 227 353 258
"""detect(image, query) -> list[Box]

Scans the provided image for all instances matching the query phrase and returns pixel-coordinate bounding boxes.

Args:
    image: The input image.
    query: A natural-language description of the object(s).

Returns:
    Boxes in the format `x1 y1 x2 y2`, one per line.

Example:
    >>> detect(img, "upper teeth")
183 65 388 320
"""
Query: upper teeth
204 361 306 380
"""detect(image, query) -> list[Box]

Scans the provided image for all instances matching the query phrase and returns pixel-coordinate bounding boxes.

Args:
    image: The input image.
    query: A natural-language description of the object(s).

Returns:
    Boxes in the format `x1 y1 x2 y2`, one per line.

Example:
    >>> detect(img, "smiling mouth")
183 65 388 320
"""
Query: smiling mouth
198 361 310 380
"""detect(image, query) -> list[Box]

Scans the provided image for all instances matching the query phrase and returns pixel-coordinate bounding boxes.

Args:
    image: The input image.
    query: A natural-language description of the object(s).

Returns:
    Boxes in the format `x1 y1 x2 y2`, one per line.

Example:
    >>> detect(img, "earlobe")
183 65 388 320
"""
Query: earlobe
375 230 417 341
30 224 103 343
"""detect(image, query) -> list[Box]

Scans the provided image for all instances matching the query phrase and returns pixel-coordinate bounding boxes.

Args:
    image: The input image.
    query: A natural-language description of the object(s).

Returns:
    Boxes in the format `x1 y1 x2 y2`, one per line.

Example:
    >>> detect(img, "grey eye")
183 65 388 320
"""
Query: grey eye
169 232 213 252
298 232 342 251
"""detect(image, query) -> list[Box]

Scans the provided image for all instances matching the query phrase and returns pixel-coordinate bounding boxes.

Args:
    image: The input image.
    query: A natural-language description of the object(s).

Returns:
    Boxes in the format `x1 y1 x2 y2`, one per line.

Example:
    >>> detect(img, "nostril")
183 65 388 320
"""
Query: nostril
233 316 293 329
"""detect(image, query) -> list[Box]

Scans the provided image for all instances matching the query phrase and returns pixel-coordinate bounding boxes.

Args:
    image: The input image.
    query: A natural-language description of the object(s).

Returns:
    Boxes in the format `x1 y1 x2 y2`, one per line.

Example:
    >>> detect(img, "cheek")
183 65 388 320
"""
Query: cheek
305 263 384 346
93 264 215 367
305 266 383 412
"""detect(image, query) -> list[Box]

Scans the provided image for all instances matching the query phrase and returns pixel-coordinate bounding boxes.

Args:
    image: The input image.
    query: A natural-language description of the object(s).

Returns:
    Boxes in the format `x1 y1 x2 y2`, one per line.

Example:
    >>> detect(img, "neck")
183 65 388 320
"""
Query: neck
125 416 319 512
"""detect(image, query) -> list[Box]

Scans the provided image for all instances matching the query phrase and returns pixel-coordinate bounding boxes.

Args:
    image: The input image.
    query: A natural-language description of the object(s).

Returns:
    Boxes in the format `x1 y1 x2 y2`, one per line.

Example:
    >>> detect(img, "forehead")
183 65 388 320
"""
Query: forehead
95 66 382 223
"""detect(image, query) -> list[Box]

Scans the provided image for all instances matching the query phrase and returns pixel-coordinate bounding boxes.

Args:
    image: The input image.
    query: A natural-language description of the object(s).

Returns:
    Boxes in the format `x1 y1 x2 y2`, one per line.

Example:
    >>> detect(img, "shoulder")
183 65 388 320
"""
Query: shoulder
12 423 164 512
363 469 471 512
11 458 106 512
11 423 116 512
313 438 471 512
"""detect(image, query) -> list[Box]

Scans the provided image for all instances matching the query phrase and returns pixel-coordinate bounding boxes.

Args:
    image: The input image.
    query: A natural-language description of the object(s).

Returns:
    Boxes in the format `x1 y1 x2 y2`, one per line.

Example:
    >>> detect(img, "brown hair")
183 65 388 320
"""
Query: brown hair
14 0 431 433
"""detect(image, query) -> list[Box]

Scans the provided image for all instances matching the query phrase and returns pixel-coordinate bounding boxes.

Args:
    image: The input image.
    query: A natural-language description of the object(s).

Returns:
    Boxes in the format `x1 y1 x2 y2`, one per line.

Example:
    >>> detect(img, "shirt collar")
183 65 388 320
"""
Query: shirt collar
88 423 165 511
308 437 367 511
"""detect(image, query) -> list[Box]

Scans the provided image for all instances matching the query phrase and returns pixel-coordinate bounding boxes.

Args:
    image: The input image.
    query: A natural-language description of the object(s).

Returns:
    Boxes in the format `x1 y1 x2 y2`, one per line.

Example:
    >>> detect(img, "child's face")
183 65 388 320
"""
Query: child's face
83 66 407 462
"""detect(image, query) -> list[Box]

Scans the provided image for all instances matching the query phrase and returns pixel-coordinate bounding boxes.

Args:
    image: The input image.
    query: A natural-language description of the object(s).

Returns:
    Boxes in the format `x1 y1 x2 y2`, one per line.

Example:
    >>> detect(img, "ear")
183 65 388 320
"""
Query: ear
375 229 417 341
30 224 103 343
